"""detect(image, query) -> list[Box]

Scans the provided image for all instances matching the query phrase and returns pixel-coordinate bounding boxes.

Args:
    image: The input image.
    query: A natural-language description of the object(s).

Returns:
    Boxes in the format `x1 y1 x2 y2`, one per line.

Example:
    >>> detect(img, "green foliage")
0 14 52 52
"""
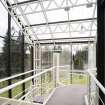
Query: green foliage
1 32 22 74
42 47 52 68
0 31 30 77
73 48 88 69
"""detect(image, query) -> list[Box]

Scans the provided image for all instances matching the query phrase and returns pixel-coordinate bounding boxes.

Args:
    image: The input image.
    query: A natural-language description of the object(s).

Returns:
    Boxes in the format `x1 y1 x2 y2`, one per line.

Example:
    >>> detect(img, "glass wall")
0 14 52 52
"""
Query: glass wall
0 2 32 98
11 19 22 75
41 45 53 69
40 43 91 86
10 18 22 98
40 44 88 70
72 44 88 70
0 2 8 78
0 2 8 98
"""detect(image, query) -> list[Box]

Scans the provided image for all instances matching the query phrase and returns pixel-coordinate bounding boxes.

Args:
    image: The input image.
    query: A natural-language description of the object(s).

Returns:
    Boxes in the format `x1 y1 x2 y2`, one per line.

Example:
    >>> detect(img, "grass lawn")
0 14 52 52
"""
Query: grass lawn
0 81 9 97
60 74 88 85
0 79 32 98
59 71 88 85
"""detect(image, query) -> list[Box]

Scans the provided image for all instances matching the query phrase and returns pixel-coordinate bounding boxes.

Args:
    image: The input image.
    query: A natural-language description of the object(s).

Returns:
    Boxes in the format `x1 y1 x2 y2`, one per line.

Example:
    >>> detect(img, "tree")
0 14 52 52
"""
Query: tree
0 31 24 77
73 47 88 70
42 46 52 68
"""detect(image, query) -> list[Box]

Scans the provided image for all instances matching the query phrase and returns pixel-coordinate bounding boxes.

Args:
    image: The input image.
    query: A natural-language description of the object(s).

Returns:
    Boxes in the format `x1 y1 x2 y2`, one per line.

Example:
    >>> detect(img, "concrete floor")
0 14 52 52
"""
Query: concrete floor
45 85 87 105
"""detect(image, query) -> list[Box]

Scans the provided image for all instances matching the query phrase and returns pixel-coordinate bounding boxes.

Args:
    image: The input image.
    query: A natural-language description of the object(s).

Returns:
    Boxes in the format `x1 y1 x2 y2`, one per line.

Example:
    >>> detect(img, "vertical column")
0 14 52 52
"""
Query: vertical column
21 30 25 96
88 43 97 97
38 44 42 95
70 44 72 84
33 42 36 86
56 53 60 84
7 2 12 98
31 43 34 83
53 51 60 87
31 42 36 100
33 42 38 88
53 52 56 87
93 43 96 68
88 43 96 69
97 0 105 105
88 44 93 68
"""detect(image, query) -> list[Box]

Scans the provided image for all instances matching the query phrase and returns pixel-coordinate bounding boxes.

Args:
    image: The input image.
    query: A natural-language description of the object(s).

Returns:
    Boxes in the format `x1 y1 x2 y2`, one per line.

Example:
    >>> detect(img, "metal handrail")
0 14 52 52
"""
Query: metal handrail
0 65 69 83
0 66 105 105
87 70 105 95
0 67 54 94
0 69 37 83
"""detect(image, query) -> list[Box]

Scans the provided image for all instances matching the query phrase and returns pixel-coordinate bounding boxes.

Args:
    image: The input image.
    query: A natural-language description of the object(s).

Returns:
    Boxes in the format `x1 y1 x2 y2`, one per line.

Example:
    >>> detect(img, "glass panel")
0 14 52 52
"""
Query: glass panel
41 45 53 69
0 38 8 79
71 31 96 37
11 19 20 38
11 19 22 75
10 18 23 98
46 9 68 22
60 45 70 66
38 34 52 39
72 44 88 70
26 13 46 24
24 43 32 89
7 0 97 40
0 2 8 37
69 5 96 20
0 37 9 98
53 33 70 39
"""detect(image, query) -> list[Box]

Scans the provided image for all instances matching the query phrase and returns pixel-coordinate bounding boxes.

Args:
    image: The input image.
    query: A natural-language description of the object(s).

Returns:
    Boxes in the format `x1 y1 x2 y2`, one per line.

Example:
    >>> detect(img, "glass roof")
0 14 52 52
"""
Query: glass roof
1 0 97 43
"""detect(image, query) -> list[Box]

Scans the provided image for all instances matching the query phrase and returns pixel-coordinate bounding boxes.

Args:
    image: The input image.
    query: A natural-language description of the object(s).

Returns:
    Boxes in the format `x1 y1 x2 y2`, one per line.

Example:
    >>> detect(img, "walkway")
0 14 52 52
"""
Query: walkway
45 85 87 105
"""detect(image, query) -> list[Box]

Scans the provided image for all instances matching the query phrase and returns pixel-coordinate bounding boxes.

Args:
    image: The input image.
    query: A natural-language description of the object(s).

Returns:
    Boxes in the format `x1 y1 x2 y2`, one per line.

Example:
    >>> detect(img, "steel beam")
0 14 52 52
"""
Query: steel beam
11 0 48 6
38 41 94 45
35 36 95 44
11 2 96 16
2 0 33 42
34 36 95 41
25 18 97 28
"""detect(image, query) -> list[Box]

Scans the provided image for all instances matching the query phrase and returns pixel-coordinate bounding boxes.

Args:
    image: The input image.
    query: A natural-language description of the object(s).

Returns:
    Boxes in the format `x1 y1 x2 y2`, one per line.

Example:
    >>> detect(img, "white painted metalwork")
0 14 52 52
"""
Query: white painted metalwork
1 0 97 42
0 0 32 44
39 0 54 41
0 65 105 105
0 67 54 94
0 69 36 83
87 70 105 95
11 3 96 16
13 0 39 41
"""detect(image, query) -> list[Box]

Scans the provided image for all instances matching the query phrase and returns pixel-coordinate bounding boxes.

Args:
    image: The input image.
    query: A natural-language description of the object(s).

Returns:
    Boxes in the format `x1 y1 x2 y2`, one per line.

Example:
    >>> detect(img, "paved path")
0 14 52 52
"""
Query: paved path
45 85 87 105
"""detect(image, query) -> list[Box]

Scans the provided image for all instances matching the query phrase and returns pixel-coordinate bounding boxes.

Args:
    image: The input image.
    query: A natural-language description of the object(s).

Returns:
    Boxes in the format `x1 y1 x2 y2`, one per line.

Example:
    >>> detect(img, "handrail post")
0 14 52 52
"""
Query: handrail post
88 74 91 105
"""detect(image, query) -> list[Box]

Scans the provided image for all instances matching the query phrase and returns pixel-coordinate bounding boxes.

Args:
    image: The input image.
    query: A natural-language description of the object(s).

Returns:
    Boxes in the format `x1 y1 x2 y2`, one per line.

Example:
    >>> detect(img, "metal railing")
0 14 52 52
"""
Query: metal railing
0 66 105 105
0 67 55 105
86 70 105 105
